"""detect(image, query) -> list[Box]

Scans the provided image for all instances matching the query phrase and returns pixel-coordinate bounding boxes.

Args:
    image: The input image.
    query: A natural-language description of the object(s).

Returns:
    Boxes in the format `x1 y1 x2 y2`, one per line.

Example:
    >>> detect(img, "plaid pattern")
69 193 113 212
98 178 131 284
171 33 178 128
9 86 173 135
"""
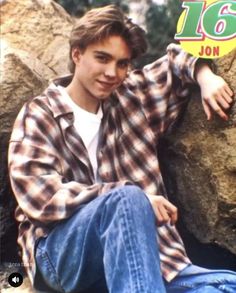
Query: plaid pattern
8 44 197 285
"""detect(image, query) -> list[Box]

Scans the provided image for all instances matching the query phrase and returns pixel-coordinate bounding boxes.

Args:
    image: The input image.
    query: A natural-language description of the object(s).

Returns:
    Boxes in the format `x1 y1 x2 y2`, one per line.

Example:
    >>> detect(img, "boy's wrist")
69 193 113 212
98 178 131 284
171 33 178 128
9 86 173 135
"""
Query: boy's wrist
195 61 214 86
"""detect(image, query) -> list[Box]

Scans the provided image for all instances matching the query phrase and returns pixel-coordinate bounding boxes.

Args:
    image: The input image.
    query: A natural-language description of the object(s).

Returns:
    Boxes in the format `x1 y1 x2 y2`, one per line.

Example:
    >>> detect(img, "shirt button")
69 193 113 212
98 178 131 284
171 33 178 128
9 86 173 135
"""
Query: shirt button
67 114 74 121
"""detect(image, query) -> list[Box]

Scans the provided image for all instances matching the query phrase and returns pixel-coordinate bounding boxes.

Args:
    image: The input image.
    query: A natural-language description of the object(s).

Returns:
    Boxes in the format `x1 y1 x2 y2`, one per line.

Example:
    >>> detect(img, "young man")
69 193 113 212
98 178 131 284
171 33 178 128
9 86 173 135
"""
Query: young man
8 5 236 293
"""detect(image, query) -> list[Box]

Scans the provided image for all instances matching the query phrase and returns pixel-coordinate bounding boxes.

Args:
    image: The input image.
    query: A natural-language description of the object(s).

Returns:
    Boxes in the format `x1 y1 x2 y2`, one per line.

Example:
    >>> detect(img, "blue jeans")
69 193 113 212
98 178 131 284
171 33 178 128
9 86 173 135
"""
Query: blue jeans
165 265 236 292
34 186 236 292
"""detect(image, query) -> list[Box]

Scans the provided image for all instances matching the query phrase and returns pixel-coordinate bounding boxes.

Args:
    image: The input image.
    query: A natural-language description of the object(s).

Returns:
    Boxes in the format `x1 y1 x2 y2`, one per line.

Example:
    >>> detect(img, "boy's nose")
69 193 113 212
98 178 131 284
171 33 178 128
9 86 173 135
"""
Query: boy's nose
104 63 117 78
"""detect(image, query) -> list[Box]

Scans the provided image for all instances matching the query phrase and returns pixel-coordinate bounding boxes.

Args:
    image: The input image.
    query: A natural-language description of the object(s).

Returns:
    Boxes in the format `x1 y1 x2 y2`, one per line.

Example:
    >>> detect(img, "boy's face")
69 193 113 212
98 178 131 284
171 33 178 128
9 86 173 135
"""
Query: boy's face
72 35 131 105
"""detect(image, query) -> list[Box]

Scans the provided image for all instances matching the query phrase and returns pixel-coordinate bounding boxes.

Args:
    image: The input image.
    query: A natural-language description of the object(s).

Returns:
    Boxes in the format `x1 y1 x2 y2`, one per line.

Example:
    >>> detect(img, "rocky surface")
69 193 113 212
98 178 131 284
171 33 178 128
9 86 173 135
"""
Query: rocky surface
0 0 73 77
0 0 73 270
159 49 236 257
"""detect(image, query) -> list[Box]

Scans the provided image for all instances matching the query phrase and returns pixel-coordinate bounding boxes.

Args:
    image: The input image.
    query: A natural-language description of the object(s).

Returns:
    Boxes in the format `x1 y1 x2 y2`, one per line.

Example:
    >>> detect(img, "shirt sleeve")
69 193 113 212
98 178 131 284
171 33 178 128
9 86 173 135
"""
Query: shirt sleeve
165 43 198 84
126 43 199 138
8 102 130 226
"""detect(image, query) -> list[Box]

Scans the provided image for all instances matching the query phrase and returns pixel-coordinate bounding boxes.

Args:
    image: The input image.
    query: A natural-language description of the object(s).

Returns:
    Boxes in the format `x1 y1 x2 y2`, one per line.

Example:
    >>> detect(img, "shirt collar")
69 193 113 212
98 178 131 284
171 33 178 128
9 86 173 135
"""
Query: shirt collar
45 74 121 118
44 75 74 118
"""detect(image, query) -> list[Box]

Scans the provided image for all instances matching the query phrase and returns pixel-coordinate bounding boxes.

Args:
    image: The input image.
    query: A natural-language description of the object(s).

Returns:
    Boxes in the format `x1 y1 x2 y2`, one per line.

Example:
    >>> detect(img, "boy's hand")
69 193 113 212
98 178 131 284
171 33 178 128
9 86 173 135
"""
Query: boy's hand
146 194 178 226
195 63 234 121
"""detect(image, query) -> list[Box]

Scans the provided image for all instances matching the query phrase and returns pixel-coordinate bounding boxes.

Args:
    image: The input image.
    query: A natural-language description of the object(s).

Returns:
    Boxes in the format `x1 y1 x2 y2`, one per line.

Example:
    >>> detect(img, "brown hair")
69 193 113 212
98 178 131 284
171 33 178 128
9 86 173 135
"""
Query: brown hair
68 5 148 73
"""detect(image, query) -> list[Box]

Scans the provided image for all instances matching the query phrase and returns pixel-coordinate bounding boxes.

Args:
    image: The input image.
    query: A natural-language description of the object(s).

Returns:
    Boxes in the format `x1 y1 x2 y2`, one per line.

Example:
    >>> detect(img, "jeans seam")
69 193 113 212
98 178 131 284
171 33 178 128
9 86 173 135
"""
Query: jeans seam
36 247 65 292
173 275 236 289
118 189 146 292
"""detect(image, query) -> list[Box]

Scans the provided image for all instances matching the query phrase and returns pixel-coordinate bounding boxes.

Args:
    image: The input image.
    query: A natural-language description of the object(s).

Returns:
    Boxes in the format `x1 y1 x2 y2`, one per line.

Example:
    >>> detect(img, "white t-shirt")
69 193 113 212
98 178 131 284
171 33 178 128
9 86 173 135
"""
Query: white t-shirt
58 86 103 182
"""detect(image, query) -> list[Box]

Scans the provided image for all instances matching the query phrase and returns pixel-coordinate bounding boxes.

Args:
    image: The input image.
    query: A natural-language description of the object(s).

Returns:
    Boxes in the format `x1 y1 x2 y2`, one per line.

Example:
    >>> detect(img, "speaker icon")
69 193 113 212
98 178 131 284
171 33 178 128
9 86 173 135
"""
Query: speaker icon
12 276 20 283
8 272 23 287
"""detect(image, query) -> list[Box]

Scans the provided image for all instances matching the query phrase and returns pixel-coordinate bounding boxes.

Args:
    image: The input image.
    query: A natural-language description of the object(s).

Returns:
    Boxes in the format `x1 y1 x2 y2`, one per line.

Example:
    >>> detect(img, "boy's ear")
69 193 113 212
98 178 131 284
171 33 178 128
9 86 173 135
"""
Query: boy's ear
71 47 81 64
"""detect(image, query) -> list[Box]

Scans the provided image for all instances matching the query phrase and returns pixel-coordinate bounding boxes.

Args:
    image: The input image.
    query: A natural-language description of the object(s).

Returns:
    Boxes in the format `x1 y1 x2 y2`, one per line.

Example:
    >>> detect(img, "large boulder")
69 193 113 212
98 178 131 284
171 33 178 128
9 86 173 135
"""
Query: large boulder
0 0 73 265
159 49 236 268
0 0 73 76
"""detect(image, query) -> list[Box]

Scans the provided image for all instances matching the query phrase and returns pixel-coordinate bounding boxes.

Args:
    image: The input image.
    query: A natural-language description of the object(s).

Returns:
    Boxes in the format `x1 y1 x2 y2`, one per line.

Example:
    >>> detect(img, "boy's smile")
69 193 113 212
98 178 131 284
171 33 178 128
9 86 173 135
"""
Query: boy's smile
66 35 131 113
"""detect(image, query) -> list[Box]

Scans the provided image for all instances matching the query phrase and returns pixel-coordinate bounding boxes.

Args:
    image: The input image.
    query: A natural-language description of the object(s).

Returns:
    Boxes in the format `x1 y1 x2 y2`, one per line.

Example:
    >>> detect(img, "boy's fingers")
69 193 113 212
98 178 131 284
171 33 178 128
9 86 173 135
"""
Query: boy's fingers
217 96 231 109
221 89 233 104
147 195 178 226
224 85 233 97
154 207 163 226
202 100 212 120
157 205 171 225
162 200 178 225
165 204 178 225
205 97 228 120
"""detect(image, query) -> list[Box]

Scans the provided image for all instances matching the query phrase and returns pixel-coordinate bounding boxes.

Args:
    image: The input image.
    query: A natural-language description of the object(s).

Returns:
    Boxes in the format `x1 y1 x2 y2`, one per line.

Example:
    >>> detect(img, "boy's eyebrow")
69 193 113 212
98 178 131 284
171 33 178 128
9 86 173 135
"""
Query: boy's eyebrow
94 50 111 56
94 50 131 62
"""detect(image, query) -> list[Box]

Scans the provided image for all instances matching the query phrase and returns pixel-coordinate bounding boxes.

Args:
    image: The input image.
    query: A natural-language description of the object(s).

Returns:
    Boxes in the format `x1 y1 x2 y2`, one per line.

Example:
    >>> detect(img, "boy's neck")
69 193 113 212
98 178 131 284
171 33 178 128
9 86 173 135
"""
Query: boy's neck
65 79 100 114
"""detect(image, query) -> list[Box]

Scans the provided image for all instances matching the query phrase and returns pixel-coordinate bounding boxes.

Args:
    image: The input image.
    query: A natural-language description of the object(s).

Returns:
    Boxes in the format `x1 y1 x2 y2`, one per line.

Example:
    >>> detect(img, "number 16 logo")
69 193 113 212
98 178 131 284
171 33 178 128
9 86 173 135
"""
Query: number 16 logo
175 0 236 58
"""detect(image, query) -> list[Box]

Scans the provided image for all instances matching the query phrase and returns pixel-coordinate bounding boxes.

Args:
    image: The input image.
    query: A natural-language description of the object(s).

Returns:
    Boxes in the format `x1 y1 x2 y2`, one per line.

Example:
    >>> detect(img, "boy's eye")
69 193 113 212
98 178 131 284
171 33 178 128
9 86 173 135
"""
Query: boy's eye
118 61 130 69
96 55 109 62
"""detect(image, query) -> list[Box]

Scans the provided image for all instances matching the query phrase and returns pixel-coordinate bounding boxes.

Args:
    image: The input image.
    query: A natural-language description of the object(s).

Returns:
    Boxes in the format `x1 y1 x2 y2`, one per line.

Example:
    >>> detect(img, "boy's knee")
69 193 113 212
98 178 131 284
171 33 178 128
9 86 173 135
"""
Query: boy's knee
119 185 144 196
108 185 150 210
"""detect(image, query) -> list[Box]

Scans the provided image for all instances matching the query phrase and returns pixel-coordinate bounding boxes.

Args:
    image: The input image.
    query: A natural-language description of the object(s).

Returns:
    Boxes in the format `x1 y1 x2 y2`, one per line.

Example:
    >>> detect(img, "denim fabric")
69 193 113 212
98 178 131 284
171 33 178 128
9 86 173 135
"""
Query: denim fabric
35 186 166 293
165 264 236 292
34 185 236 293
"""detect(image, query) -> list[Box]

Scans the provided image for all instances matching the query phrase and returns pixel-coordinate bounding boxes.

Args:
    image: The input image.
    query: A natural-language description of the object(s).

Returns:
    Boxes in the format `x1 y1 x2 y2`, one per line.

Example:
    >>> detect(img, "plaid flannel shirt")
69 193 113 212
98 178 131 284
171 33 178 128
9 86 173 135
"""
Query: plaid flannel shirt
8 44 198 285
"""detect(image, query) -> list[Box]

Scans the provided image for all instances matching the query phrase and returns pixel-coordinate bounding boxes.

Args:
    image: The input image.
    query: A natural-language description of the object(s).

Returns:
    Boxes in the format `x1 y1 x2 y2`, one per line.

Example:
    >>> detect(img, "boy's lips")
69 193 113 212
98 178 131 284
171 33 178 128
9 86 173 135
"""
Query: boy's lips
97 80 116 88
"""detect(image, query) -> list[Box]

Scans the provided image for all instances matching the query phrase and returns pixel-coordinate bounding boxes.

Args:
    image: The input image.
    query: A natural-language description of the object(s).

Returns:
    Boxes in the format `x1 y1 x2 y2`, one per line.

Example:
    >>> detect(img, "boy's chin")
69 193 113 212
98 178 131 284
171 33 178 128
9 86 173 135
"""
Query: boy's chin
97 92 113 100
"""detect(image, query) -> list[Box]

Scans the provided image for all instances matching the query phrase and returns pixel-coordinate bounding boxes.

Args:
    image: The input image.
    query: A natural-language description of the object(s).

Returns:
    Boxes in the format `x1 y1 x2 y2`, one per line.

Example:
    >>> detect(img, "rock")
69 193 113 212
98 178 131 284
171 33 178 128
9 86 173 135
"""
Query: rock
0 42 54 263
0 40 54 133
0 0 73 265
0 0 73 76
159 49 236 262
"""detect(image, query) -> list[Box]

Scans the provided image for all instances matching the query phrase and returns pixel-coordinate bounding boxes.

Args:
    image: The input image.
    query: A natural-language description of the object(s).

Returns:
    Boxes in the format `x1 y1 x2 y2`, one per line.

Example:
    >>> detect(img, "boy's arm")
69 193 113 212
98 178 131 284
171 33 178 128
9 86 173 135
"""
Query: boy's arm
126 44 198 137
167 43 234 120
195 62 234 121
132 44 234 138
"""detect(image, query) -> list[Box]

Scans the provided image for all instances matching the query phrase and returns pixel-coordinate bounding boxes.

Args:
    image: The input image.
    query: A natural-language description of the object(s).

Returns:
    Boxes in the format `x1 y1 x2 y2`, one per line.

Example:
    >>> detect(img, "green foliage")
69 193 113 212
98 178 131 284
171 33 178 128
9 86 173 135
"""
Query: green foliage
55 0 128 17
145 0 182 63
